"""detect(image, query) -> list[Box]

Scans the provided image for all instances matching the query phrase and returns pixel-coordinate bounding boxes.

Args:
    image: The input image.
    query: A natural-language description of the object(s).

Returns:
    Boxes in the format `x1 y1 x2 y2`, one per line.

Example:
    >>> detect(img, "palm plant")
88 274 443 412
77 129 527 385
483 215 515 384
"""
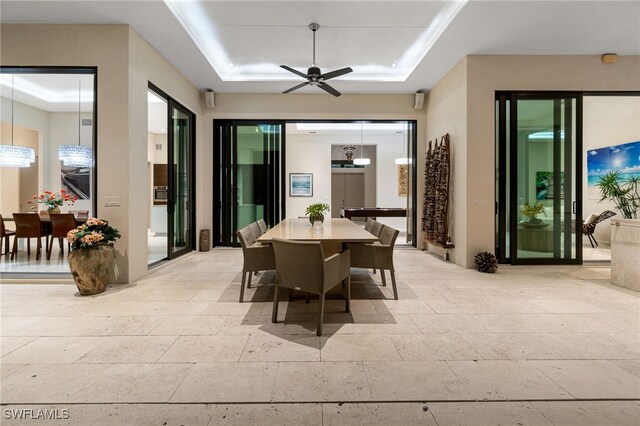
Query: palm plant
596 171 640 219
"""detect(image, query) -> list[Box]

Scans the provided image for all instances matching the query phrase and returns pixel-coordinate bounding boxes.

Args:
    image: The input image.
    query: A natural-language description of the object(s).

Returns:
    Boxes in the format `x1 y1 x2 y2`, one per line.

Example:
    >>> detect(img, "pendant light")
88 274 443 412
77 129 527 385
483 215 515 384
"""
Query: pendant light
0 75 36 168
353 122 370 166
58 77 93 167
395 122 410 165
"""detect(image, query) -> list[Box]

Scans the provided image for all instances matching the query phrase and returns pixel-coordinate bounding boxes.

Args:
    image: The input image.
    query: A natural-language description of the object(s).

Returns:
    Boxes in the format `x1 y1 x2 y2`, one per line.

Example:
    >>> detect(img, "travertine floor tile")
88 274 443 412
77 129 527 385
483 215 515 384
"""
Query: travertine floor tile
320 334 401 361
240 334 320 362
92 403 216 426
0 404 107 426
158 335 248 363
532 401 640 426
427 401 553 426
2 337 100 363
1 316 46 335
149 315 227 335
446 360 572 400
323 402 438 426
82 316 165 336
170 363 277 402
0 336 37 357
210 403 322 425
531 360 640 399
76 336 178 363
392 333 481 361
271 361 371 401
363 361 472 401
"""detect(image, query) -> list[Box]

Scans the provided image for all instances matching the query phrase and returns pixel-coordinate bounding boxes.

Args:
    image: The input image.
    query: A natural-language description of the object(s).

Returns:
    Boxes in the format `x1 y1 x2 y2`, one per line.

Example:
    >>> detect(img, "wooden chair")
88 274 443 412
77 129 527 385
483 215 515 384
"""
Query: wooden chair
347 224 400 300
0 214 16 256
47 213 78 260
11 213 51 260
236 225 276 302
68 210 89 219
583 210 617 248
271 238 351 336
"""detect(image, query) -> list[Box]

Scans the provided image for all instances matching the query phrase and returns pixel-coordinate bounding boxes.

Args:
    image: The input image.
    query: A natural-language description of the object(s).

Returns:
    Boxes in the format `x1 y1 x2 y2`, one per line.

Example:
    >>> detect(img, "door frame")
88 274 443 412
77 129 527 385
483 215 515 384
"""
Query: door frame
148 82 196 261
213 119 418 248
496 91 583 265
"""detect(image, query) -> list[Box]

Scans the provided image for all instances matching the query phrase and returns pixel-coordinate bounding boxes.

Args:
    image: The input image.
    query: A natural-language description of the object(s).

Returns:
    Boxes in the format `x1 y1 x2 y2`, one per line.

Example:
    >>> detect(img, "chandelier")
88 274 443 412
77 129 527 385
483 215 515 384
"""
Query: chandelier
0 74 36 168
58 77 93 167
353 122 370 166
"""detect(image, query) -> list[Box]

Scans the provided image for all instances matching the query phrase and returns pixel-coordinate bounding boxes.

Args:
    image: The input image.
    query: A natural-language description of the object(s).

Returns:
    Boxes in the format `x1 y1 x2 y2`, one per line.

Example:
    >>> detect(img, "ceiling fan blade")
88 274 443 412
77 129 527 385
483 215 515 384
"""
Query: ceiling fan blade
280 65 309 79
318 82 341 97
283 81 310 94
321 67 353 81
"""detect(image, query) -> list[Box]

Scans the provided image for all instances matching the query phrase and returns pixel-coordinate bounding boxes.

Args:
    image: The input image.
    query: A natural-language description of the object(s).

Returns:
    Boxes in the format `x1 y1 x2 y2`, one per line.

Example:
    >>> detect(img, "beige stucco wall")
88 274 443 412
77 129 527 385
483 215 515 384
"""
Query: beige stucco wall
427 55 640 268
424 58 468 265
1 24 202 282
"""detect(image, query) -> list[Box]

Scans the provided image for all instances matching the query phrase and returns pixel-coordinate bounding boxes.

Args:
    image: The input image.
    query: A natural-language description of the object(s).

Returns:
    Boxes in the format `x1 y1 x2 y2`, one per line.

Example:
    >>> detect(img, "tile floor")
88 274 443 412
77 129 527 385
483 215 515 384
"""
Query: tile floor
1 248 639 425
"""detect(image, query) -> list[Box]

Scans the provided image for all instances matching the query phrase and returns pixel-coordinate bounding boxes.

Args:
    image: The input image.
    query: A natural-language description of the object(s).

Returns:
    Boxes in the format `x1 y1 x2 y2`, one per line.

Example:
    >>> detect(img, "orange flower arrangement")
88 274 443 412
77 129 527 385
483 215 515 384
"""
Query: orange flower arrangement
28 189 77 210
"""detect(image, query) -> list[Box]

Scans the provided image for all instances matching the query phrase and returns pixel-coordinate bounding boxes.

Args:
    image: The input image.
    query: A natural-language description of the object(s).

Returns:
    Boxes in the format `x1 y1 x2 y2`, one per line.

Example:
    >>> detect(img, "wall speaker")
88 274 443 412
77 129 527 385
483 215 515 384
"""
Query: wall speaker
204 90 215 108
414 92 425 110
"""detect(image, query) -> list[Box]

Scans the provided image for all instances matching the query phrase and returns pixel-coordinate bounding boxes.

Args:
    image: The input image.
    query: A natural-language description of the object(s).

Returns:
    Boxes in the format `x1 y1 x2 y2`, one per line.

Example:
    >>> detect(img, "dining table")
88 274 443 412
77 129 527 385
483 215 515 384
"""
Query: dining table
257 217 378 255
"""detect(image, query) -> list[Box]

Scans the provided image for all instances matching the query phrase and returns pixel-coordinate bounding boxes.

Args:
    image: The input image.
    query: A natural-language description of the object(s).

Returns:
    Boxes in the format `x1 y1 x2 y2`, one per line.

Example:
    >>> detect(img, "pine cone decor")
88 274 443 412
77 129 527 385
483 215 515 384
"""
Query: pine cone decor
474 251 498 273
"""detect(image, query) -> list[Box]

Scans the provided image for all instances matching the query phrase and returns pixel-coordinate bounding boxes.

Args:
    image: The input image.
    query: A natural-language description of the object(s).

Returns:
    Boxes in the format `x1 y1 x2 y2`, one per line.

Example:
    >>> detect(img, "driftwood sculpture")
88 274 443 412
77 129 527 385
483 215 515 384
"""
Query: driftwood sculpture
422 133 451 247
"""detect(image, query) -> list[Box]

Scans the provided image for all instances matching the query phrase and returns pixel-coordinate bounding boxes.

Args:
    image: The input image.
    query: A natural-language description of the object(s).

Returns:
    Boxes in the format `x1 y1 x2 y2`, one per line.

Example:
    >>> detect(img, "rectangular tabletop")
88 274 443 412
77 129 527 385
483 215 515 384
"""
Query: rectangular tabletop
257 218 378 244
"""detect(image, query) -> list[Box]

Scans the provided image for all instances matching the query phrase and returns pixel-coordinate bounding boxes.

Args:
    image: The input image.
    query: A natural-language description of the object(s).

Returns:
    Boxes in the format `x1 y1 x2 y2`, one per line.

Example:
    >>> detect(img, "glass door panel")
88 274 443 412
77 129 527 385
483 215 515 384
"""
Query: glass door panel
168 103 194 258
511 96 581 264
215 121 284 246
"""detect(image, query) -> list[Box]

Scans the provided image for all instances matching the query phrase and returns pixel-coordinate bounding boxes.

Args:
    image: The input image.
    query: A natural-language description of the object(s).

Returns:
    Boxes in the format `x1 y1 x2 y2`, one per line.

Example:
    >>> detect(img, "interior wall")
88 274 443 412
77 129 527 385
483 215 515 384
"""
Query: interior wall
330 144 376 212
583 95 640 245
460 56 640 267
424 58 468 265
286 134 332 218
0 123 39 215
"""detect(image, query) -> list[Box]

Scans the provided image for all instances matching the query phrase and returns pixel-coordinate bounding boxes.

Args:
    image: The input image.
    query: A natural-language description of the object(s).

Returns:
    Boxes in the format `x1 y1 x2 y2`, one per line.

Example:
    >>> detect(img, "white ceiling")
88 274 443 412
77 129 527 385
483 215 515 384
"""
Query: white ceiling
0 74 95 112
2 1 639 95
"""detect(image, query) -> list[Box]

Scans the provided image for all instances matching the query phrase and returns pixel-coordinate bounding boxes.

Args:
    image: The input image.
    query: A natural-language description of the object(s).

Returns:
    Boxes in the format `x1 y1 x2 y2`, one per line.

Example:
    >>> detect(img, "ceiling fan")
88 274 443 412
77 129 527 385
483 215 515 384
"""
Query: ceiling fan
281 23 353 97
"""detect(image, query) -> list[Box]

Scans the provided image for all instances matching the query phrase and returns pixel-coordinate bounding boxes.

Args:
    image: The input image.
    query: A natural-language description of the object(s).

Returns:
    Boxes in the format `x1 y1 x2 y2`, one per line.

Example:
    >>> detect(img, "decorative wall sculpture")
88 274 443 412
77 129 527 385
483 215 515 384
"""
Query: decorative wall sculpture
422 133 451 247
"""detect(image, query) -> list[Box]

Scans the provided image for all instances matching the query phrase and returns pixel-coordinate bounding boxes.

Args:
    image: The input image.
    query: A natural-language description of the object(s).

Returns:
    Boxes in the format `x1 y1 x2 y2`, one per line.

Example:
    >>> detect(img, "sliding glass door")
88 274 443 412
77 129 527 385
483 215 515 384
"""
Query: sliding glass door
214 121 285 246
496 93 582 264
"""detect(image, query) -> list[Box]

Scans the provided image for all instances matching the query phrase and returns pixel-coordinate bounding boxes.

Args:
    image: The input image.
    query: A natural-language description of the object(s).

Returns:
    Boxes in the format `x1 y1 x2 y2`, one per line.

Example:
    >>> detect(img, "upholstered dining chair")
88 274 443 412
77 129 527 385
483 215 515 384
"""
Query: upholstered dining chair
364 218 376 233
236 225 276 302
257 218 268 234
583 210 617 248
0 214 16 256
11 213 51 260
271 238 351 336
347 224 400 300
249 221 263 239
47 213 78 260
370 220 384 238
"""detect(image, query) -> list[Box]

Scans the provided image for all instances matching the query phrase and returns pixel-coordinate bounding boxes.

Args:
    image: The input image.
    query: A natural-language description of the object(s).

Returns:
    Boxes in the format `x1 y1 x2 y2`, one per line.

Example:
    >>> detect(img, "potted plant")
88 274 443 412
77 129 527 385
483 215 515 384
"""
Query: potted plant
28 189 77 214
595 171 639 219
66 218 121 295
520 202 545 227
305 203 330 227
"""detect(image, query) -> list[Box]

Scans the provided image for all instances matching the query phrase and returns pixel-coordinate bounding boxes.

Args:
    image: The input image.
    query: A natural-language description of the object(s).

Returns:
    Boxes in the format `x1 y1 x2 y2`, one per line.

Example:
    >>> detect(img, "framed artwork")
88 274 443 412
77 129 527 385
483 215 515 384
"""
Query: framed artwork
535 171 564 200
587 141 640 199
289 173 313 197
61 165 90 200
398 164 408 196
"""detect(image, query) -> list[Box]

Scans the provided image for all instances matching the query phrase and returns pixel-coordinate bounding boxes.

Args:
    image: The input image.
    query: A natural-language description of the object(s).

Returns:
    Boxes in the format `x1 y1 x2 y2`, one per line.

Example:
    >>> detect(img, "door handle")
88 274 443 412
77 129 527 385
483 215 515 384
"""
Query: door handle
572 201 578 214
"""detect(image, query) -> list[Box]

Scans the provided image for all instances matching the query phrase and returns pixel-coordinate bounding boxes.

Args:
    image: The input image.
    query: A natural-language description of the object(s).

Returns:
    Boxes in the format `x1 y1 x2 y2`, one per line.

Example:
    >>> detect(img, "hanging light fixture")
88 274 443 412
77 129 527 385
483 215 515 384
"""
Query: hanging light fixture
353 122 370 166
395 122 410 165
0 75 36 168
58 77 93 167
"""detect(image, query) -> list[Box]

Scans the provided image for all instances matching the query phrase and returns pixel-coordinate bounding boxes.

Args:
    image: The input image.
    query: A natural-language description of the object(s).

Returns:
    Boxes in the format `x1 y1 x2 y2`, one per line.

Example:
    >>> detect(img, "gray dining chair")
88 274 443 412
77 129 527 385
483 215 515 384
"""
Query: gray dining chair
236 225 276 302
348 224 400 300
364 218 376 233
249 221 263 239
257 219 268 234
271 238 351 336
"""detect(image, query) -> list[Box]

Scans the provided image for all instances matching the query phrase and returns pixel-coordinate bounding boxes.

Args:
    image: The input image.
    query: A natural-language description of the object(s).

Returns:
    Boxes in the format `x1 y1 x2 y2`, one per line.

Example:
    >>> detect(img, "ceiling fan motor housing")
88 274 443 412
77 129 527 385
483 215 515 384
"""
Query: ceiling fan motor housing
307 66 321 80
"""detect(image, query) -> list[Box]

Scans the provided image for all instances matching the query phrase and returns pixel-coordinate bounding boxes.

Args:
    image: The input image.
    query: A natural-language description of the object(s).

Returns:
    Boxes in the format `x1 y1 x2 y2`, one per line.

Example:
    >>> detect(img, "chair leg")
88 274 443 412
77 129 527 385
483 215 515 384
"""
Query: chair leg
380 269 387 286
390 270 398 301
59 237 64 254
27 238 31 255
345 277 351 313
317 293 325 336
247 271 252 288
47 236 54 260
272 284 280 323
239 271 247 303
10 237 18 260
36 237 42 260
3 235 9 254
592 234 599 248
372 268 376 274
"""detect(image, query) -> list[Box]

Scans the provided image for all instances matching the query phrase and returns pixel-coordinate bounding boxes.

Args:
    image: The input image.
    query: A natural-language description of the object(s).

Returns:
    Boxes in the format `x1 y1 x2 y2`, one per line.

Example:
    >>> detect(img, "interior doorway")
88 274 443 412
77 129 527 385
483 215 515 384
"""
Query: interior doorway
331 173 365 219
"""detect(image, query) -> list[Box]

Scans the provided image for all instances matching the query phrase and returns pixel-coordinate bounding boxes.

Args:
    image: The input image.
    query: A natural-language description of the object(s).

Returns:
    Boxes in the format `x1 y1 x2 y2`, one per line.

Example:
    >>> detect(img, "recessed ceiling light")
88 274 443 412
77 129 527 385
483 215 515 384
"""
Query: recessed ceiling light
228 62 234 67
391 63 397 68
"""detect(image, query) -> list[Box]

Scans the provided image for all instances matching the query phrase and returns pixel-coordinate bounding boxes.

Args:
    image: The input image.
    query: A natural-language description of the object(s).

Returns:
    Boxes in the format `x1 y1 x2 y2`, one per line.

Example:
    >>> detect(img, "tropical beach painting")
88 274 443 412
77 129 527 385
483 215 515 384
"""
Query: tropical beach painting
587 141 640 199
290 173 313 197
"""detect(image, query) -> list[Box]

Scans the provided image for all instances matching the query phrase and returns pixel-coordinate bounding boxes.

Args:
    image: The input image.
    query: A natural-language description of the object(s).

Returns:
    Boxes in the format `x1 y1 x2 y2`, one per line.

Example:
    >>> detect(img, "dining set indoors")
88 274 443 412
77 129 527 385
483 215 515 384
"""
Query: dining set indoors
236 216 400 336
